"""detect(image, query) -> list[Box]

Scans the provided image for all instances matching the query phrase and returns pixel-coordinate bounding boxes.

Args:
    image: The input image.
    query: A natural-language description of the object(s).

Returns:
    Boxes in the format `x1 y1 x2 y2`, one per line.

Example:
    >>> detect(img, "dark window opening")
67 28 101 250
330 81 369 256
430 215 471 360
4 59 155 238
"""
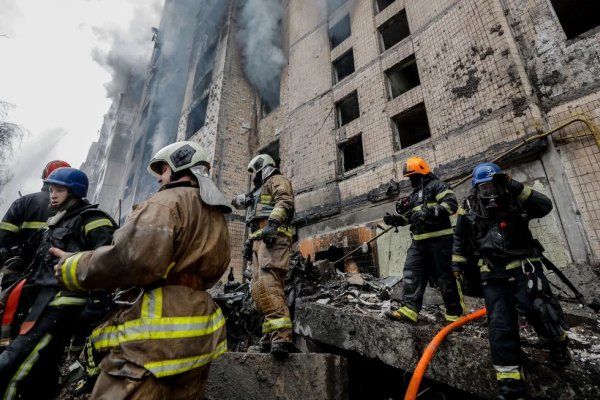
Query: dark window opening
327 0 346 15
375 0 395 13
339 135 365 172
333 50 355 83
336 91 360 127
378 9 410 51
550 0 600 40
259 140 280 168
392 102 431 148
186 96 209 139
261 100 273 117
385 54 420 99
329 14 351 48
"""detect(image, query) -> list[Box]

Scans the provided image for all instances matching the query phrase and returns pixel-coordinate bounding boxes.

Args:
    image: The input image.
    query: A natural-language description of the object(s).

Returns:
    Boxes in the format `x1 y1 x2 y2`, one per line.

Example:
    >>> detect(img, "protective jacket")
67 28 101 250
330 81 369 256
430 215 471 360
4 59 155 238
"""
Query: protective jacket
0 199 116 400
452 184 553 279
247 174 294 239
395 175 458 240
0 185 54 253
57 183 230 379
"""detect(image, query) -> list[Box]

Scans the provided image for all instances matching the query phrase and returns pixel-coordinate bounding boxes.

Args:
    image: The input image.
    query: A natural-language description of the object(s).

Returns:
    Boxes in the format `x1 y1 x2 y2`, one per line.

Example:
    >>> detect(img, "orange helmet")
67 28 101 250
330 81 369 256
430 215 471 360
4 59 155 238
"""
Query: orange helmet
402 157 430 177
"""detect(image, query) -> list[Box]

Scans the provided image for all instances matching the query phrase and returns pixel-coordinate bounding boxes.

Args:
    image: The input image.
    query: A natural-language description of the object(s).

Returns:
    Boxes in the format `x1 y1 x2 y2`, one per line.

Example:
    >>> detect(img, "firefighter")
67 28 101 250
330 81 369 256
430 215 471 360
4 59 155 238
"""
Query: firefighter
452 162 569 400
383 157 465 323
51 141 231 399
0 160 71 266
0 167 116 399
231 154 295 356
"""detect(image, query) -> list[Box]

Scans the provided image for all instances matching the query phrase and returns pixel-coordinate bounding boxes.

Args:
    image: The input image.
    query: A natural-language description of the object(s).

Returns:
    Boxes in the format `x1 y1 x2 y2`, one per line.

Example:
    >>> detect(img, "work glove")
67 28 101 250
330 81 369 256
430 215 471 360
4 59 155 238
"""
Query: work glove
383 212 404 227
231 193 253 210
423 204 446 219
493 173 524 195
409 209 428 226
261 220 279 248
395 197 410 215
242 240 253 262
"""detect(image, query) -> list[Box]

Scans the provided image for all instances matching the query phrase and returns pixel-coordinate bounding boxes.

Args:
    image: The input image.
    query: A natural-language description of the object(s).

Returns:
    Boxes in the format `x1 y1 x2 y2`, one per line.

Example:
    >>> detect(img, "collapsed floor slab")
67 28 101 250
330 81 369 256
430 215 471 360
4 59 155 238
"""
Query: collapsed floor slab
294 299 600 399
204 352 348 400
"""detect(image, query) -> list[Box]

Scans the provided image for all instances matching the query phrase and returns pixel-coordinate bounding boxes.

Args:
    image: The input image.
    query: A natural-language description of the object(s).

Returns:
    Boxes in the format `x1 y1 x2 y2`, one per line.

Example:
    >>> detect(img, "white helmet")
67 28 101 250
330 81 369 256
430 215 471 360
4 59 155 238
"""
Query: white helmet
247 154 276 174
148 141 231 213
148 141 210 177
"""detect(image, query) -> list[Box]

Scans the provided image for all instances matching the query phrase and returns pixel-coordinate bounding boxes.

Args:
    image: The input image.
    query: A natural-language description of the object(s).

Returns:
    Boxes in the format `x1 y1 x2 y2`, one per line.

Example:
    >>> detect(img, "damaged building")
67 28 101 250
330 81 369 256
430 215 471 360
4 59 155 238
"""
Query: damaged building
79 0 600 398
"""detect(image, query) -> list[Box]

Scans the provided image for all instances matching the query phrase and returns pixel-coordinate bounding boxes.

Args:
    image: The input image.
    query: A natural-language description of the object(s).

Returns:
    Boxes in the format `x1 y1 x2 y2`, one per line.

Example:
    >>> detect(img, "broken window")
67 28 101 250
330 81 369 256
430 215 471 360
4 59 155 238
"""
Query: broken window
336 91 360 127
550 0 600 40
333 49 355 83
327 0 346 15
375 0 395 13
378 9 410 51
339 135 365 172
329 14 351 48
392 102 431 148
385 54 420 99
186 96 209 139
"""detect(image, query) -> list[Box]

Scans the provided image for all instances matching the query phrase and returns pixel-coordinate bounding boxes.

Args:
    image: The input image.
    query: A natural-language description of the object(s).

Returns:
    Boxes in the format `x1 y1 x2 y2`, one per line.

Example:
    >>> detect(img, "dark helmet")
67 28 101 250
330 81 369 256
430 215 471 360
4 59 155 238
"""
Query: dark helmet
471 162 501 187
44 167 89 198
41 160 71 179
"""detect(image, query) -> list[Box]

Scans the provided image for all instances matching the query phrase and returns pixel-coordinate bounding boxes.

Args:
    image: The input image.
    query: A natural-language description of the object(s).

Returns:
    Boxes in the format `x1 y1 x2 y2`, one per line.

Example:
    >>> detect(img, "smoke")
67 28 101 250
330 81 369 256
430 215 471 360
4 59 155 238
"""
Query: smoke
0 0 23 38
238 0 286 110
0 127 67 213
91 0 164 101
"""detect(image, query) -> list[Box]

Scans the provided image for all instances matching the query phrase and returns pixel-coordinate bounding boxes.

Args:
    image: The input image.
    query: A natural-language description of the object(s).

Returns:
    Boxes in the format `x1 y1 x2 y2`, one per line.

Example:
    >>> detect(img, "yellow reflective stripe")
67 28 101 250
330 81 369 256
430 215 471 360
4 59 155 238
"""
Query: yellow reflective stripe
440 202 453 212
517 186 532 202
398 306 418 322
4 334 53 400
505 257 540 270
162 261 176 279
262 317 293 334
91 308 226 350
84 218 113 235
20 221 46 229
435 189 454 202
412 202 438 212
141 288 163 319
249 226 293 239
412 228 454 241
48 294 87 307
496 371 524 380
270 207 287 221
260 195 272 204
457 207 465 215
144 339 227 378
478 259 491 273
61 252 85 291
445 314 460 322
452 255 467 263
0 222 20 233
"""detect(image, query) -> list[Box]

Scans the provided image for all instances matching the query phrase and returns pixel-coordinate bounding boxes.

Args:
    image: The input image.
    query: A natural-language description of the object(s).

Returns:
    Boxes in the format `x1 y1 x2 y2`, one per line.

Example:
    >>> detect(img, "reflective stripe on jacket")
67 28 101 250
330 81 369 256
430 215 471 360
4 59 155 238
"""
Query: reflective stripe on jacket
57 185 231 378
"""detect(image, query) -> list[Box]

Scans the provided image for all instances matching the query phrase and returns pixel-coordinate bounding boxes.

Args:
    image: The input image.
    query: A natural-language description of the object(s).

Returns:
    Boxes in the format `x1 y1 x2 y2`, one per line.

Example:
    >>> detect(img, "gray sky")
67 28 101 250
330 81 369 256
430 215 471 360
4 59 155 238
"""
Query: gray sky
0 0 162 214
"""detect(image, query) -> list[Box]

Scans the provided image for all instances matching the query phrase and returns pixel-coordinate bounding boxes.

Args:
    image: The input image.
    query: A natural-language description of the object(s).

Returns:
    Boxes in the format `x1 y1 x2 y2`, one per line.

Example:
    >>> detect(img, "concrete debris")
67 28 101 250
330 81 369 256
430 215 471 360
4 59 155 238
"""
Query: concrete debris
205 353 348 400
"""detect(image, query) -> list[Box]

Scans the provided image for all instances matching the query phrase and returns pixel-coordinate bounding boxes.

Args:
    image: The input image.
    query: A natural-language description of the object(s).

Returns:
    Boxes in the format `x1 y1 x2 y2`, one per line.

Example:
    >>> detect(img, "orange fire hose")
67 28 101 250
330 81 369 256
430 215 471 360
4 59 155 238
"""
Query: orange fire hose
404 308 488 400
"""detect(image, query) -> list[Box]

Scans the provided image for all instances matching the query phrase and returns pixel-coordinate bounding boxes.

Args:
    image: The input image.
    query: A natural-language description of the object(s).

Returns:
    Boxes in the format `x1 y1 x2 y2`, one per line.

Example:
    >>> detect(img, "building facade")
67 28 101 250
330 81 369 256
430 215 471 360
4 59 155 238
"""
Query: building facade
84 0 600 289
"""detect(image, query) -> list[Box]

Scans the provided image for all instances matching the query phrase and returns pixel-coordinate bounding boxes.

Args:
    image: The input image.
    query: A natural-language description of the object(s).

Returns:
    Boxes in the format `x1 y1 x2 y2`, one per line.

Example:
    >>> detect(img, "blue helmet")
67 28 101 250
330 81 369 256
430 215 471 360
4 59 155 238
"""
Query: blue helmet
471 162 501 187
44 167 89 198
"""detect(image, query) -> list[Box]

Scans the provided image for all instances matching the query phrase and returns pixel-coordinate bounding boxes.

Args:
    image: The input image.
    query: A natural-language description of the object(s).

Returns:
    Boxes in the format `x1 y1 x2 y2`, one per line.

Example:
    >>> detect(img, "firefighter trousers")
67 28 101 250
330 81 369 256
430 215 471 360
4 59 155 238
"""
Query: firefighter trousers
0 305 81 399
482 269 567 369
251 236 293 345
90 365 210 400
401 235 464 317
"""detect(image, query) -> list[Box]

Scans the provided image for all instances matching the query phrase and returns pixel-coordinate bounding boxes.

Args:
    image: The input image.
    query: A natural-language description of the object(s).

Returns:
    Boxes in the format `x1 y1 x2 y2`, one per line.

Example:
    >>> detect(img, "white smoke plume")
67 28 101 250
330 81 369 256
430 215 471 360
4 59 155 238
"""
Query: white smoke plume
91 0 164 101
238 0 286 110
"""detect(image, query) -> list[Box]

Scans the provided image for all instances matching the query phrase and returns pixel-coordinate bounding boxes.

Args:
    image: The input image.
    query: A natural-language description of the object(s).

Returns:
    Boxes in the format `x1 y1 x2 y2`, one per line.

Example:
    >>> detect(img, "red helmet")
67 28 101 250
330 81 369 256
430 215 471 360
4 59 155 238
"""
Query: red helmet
42 160 71 179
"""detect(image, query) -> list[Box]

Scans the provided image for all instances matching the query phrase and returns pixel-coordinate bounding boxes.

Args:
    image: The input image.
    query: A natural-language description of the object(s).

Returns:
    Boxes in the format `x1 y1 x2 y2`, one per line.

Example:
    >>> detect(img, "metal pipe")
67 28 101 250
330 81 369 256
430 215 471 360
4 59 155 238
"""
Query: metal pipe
452 117 600 188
